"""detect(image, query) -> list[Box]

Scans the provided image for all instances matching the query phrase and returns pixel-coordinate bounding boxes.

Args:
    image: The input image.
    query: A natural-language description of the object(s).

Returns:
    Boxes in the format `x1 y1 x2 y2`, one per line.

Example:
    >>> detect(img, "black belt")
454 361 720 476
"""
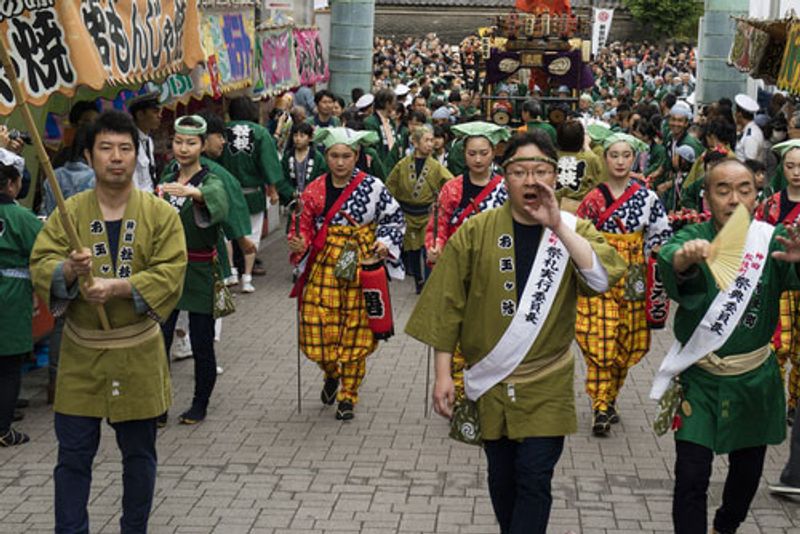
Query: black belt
398 201 432 216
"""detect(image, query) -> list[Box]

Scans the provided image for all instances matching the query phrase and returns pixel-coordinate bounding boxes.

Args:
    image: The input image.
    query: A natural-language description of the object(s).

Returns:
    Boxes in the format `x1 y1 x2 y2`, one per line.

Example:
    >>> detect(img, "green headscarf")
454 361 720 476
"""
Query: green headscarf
772 139 800 160
586 122 612 143
450 121 511 146
313 127 379 152
603 132 648 154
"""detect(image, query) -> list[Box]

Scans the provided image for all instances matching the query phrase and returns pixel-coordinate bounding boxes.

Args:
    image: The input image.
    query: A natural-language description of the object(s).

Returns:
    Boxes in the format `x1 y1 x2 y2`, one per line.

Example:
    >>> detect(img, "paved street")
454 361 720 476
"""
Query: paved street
3 229 800 534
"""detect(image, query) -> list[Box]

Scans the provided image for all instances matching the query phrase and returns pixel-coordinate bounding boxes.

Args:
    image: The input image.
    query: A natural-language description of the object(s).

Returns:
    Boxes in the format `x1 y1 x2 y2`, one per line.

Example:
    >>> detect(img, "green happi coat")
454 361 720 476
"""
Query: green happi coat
658 221 800 453
363 146 388 181
406 204 626 440
0 196 42 356
658 131 704 211
159 166 229 314
446 139 466 177
163 157 251 241
163 157 251 279
281 148 327 191
364 113 403 173
219 120 295 213
30 189 187 422
386 154 453 251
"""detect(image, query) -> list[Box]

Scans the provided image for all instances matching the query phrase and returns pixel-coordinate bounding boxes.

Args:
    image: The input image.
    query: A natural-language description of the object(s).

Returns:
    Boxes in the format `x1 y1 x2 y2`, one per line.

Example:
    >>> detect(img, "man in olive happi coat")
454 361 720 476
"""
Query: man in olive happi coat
30 111 187 532
407 131 625 534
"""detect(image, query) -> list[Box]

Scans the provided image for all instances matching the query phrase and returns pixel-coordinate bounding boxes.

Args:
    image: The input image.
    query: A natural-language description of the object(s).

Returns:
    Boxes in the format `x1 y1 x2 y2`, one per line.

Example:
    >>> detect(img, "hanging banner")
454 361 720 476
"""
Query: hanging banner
591 8 614 56
201 9 255 97
293 27 329 86
777 22 800 94
0 0 204 115
254 26 298 96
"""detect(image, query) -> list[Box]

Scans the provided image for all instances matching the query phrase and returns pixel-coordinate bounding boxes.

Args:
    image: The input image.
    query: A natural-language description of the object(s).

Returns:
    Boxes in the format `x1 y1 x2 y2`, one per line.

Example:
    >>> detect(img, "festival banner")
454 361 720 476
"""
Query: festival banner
201 9 255 97
254 26 298 96
777 22 800 94
591 8 614 56
293 27 329 86
0 0 204 115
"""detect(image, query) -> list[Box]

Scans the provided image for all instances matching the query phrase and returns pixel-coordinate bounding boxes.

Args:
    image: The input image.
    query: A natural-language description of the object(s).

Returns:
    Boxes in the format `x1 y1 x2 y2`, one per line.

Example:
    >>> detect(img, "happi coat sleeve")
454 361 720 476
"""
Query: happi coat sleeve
202 156 251 239
29 189 186 422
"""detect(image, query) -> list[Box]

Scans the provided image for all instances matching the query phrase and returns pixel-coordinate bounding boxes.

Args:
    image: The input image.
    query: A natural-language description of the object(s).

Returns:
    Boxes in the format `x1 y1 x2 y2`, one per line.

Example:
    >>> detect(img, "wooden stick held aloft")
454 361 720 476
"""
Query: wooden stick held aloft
0 36 111 330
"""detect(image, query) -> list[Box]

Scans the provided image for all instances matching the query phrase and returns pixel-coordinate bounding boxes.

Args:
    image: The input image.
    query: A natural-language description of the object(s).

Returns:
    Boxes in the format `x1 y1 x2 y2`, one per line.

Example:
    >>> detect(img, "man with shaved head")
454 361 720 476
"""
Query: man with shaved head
653 158 800 533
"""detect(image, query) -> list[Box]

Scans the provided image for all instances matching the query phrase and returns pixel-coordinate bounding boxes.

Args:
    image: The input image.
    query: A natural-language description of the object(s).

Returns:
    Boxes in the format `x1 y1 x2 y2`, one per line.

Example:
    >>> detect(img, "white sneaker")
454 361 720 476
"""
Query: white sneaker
216 366 224 375
224 267 239 287
172 335 192 360
240 274 255 293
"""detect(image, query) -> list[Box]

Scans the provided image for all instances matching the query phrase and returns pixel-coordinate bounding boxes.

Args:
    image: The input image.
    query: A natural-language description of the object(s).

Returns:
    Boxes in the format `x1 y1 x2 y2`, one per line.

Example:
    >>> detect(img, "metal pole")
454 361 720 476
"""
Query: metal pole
425 347 431 417
296 303 303 414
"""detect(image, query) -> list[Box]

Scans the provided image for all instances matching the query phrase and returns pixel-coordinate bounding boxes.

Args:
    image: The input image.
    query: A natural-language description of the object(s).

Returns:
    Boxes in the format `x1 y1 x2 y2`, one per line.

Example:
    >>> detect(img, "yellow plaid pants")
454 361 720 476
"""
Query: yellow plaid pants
576 232 650 412
299 225 378 404
775 290 800 410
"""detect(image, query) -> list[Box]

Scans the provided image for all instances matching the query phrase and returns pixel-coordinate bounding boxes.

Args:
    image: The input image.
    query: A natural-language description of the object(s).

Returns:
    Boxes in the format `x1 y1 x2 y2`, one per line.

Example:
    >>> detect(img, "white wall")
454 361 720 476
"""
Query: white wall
750 0 800 19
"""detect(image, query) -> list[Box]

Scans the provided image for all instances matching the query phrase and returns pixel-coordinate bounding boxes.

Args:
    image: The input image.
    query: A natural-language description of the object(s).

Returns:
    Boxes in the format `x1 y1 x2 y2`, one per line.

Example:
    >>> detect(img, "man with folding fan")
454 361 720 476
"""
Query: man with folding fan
650 158 800 534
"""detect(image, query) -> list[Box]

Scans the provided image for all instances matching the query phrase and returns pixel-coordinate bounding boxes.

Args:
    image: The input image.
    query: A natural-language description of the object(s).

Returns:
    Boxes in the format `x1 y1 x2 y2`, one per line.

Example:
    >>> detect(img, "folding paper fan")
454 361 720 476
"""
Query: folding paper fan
706 204 749 291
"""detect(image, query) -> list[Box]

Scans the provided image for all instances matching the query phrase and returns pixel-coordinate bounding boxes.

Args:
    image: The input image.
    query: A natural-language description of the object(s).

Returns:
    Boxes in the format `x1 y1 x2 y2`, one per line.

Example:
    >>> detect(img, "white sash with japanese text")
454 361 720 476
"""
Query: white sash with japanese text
649 219 775 400
464 212 577 401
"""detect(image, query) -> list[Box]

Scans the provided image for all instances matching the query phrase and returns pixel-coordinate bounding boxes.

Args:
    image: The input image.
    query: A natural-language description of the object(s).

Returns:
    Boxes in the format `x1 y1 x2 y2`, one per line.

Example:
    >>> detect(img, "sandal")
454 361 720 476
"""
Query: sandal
321 378 339 406
0 428 30 447
335 400 354 421
179 406 207 425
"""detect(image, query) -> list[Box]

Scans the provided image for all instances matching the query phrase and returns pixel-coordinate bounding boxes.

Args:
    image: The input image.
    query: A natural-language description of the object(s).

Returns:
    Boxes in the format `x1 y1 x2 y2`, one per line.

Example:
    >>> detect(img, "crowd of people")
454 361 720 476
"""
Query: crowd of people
4 31 800 534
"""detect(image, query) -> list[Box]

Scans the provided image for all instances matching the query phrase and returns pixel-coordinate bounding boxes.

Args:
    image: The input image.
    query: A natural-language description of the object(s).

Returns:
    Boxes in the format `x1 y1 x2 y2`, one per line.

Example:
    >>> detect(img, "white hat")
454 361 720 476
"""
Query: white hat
431 107 451 120
0 148 24 176
735 94 759 114
394 84 411 97
670 101 693 120
356 94 374 110
676 145 697 163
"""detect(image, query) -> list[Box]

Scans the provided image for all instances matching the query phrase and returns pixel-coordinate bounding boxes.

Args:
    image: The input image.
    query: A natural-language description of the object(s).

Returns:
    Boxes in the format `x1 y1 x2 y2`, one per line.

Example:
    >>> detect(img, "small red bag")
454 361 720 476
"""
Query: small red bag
360 262 394 340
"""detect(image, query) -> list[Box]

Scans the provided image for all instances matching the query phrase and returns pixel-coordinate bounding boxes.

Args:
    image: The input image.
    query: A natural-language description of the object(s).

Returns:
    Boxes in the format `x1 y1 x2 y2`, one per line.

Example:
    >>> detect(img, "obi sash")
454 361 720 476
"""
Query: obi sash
650 219 775 400
695 344 771 377
63 318 161 350
464 211 577 400
187 249 217 263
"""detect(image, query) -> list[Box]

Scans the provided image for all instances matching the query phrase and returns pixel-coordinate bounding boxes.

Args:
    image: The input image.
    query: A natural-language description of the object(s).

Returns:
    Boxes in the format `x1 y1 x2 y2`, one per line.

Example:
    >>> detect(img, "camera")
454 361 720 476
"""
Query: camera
8 129 32 145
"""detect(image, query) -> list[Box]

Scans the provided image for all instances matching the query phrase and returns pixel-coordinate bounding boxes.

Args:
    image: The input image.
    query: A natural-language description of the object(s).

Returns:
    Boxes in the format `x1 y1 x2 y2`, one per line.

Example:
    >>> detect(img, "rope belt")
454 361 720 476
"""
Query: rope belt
0 268 30 279
695 344 771 377
241 187 260 194
63 318 160 350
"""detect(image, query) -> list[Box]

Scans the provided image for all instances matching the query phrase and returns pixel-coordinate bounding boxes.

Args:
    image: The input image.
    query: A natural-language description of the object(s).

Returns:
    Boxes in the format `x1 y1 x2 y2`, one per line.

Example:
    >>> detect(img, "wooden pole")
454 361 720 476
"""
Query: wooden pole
0 36 111 330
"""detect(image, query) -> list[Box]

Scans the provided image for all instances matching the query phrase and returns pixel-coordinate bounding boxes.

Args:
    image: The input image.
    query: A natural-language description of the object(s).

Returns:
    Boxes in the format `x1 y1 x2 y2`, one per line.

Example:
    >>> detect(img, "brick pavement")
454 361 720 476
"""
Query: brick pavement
3 230 800 533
